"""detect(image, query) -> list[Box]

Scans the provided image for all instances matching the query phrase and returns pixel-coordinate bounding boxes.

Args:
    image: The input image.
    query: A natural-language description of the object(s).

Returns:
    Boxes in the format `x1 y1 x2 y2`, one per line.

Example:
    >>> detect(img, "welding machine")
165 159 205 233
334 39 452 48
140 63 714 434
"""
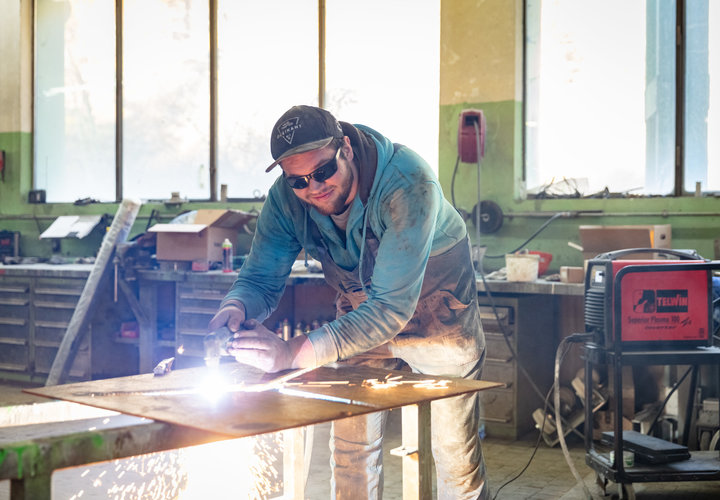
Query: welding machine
584 248 717 350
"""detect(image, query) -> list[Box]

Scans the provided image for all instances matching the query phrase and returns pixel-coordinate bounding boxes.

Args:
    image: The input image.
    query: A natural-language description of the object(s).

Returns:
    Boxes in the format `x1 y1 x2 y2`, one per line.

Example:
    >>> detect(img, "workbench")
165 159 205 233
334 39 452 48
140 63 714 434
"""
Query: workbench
1 363 501 499
476 276 584 438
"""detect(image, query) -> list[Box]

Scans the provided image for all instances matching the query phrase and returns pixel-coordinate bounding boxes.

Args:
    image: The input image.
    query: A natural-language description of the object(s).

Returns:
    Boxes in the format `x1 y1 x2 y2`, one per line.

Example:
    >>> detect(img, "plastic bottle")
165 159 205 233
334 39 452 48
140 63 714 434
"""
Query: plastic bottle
221 238 233 272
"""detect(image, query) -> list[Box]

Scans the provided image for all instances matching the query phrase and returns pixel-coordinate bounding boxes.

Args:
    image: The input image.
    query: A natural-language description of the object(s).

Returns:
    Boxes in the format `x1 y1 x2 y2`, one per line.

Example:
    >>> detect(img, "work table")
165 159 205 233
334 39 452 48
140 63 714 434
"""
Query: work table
0 263 584 439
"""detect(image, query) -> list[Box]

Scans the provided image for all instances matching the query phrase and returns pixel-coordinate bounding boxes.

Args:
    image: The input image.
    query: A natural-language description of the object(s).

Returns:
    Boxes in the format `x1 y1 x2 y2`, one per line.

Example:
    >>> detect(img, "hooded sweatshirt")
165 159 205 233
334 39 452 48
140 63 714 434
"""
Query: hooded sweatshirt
222 123 469 366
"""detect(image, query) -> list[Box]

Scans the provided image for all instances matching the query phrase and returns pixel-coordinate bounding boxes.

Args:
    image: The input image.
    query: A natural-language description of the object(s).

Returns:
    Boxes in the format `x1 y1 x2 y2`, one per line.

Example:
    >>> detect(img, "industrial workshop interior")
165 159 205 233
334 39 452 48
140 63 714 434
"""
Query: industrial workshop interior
2 0 720 499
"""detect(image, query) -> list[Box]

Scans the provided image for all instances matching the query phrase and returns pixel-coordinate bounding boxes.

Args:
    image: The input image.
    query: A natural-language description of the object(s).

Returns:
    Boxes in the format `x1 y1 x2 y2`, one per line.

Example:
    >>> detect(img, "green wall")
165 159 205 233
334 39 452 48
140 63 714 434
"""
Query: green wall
438 100 720 269
437 0 719 271
2 0 718 266
0 129 262 258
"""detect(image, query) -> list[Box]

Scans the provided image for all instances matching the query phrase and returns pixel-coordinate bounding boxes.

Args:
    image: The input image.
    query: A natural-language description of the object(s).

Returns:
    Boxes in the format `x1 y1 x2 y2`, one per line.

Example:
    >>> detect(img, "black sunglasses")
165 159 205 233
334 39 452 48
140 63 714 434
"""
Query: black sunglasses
284 148 340 190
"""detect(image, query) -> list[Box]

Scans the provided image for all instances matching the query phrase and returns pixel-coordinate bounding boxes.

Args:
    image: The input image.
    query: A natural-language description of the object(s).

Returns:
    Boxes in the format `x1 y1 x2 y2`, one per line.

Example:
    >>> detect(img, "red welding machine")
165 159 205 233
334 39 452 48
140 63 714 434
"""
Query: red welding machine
584 248 717 350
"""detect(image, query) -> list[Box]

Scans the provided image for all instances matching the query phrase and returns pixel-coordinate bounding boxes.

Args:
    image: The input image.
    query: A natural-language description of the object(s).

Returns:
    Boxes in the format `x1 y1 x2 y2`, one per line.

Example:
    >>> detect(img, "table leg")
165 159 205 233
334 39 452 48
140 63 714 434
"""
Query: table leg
283 427 306 499
390 402 432 500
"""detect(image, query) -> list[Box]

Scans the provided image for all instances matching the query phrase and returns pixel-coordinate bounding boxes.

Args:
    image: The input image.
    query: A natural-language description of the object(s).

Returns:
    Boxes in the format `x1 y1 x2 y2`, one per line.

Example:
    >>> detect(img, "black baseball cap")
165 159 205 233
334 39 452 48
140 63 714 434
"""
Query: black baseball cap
266 105 344 172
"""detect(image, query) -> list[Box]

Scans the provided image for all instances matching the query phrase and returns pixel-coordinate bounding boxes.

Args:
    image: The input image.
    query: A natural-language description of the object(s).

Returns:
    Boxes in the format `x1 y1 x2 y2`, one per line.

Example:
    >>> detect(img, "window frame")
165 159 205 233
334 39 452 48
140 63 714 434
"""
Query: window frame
523 0 715 199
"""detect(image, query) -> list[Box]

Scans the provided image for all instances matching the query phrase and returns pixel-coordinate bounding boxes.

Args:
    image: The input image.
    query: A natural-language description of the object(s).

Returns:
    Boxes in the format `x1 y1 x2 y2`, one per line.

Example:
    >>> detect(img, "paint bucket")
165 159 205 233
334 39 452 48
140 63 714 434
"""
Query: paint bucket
505 253 540 282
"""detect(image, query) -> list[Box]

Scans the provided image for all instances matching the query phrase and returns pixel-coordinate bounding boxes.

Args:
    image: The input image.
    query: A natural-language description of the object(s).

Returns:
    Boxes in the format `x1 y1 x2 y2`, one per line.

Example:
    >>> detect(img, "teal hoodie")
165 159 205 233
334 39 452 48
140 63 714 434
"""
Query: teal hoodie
222 124 468 365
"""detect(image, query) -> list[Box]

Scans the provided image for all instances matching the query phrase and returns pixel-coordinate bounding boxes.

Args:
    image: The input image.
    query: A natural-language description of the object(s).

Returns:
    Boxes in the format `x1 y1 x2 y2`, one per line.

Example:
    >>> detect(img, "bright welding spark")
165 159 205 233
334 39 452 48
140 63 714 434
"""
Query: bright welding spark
197 369 236 404
177 345 185 355
413 379 451 389
361 376 451 390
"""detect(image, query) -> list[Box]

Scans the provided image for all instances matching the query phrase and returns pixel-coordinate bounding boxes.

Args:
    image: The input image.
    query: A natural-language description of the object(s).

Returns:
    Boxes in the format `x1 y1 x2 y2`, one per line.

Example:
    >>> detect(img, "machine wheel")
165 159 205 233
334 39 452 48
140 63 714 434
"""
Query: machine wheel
471 200 504 234
619 483 636 500
710 430 720 451
700 430 712 451
594 473 608 495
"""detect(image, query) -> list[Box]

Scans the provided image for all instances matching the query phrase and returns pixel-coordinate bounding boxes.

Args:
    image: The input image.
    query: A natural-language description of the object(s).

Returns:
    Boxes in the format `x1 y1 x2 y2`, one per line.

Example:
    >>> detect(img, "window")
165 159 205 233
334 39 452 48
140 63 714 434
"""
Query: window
35 0 116 202
525 0 719 197
217 0 318 200
34 1 439 203
325 0 440 174
123 0 210 201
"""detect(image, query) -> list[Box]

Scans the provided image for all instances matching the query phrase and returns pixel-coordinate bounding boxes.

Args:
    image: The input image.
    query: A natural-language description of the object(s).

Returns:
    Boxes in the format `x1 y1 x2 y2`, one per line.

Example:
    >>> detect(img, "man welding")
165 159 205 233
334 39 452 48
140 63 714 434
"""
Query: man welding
208 105 487 499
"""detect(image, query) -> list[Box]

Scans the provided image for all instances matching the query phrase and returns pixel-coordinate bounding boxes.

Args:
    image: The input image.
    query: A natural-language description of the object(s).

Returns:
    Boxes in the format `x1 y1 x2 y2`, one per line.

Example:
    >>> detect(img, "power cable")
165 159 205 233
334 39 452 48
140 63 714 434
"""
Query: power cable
450 154 462 212
478 260 589 495
647 366 692 436
484 212 567 259
553 333 598 500
491 339 573 499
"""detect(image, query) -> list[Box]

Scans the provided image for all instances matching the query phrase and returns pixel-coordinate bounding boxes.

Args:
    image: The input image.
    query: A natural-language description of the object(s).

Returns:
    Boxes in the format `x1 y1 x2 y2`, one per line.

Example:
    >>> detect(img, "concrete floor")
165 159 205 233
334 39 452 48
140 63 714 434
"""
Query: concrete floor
2 381 719 499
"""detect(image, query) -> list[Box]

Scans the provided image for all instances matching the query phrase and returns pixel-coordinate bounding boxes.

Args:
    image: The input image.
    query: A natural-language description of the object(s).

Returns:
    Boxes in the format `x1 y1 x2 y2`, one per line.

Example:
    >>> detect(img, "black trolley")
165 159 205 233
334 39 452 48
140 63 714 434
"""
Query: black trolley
582 249 720 498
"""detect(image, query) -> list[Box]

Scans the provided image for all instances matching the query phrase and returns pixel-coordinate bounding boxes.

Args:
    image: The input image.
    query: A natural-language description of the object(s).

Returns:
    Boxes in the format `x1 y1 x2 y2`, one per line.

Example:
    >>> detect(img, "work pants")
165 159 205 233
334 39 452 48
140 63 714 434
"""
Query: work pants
329 353 487 500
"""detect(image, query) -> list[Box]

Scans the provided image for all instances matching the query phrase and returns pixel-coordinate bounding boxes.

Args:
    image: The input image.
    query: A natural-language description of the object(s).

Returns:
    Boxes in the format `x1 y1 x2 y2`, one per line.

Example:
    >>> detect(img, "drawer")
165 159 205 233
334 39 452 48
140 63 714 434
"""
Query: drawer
484 332 514 362
479 388 515 424
482 359 515 388
478 305 514 334
0 341 29 372
0 278 31 297
177 309 216 334
177 286 225 308
0 308 29 339
34 345 90 378
176 331 205 358
35 321 90 345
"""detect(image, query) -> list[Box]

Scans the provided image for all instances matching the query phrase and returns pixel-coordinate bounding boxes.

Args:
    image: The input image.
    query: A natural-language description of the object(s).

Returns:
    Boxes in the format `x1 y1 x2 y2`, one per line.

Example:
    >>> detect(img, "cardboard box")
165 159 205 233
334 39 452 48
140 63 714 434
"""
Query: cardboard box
578 224 672 261
560 266 585 283
148 209 255 263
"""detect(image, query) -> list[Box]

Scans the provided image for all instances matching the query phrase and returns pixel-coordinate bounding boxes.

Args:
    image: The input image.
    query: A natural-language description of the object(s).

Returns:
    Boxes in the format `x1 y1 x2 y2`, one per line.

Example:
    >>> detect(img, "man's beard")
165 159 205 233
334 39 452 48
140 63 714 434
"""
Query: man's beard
313 165 355 216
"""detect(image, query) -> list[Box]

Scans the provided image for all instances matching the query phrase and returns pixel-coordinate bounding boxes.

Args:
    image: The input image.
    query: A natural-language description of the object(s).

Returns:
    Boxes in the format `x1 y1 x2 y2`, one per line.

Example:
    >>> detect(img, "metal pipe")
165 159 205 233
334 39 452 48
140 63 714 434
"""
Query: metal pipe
0 214 172 221
504 210 720 218
115 0 124 202
209 0 218 201
318 0 326 108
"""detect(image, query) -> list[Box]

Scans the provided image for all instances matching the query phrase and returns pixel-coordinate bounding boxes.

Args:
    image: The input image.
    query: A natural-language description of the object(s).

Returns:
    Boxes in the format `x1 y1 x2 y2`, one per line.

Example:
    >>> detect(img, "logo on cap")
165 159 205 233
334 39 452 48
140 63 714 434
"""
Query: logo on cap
277 117 302 145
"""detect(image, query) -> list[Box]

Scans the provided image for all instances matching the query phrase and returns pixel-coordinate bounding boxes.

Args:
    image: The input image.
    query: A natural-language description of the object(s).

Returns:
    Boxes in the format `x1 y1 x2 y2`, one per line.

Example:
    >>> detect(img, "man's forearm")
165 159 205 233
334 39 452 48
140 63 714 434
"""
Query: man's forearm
288 334 317 369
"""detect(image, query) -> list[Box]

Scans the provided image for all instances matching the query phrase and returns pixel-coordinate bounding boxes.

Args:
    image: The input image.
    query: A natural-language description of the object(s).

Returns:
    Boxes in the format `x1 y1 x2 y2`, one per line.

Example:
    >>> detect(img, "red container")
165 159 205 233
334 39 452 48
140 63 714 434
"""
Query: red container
528 251 553 276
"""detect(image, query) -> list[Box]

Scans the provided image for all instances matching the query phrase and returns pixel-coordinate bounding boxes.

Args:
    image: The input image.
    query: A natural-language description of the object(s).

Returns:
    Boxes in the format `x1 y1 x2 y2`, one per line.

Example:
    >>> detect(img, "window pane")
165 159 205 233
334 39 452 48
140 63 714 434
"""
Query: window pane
123 0 210 201
217 0 318 199
325 0 440 174
525 0 675 196
685 0 720 192
35 0 116 202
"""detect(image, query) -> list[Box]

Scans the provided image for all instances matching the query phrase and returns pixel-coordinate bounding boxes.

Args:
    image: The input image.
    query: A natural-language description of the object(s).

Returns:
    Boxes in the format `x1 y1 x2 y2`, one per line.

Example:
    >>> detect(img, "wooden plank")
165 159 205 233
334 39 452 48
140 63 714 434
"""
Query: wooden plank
26 364 501 439
401 403 432 500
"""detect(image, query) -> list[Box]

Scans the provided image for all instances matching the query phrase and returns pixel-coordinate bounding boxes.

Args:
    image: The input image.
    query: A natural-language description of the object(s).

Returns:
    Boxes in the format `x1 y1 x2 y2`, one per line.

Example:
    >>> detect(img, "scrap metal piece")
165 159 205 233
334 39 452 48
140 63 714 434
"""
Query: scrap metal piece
153 357 175 376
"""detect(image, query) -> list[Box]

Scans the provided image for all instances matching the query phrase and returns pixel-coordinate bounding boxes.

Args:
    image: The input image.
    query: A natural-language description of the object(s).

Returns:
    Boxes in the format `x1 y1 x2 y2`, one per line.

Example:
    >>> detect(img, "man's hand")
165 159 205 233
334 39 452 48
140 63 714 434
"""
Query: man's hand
208 300 246 333
227 319 294 372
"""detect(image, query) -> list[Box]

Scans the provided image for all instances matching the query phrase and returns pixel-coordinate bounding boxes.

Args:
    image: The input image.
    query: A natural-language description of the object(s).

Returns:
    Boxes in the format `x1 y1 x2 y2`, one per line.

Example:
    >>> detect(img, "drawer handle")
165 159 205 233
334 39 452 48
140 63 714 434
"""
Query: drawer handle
486 355 513 363
481 416 512 423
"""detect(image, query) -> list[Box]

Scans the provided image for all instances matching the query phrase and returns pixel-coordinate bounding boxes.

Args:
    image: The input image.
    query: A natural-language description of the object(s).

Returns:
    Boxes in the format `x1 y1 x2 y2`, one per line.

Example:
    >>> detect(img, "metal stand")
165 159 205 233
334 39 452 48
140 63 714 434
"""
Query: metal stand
583 344 720 498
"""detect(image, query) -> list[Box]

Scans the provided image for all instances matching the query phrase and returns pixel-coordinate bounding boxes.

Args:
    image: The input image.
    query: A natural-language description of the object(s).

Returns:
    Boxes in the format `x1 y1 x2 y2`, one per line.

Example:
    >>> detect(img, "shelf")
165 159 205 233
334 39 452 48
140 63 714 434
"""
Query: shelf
584 341 720 489
587 449 720 483
584 344 720 366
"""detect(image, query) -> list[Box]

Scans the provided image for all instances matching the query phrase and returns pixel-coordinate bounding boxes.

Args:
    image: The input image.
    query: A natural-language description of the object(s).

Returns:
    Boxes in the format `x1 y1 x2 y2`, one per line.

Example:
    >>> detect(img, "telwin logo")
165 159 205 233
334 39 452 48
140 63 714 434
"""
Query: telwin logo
633 289 689 313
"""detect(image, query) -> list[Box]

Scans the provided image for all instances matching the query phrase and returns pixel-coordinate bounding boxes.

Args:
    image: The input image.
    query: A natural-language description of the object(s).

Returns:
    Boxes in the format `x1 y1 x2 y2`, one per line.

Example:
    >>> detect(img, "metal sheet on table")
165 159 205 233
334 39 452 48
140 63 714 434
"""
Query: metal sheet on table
26 364 501 439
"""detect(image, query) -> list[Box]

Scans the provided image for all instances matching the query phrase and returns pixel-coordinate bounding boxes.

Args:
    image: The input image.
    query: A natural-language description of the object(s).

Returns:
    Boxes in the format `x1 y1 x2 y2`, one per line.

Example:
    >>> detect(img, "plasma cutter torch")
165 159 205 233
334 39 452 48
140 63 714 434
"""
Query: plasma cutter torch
203 326 234 368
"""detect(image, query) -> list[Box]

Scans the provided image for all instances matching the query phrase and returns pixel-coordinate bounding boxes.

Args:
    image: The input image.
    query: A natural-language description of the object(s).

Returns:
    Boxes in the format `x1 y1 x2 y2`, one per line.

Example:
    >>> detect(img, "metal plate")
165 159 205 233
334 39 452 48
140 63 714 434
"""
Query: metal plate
26 363 502 439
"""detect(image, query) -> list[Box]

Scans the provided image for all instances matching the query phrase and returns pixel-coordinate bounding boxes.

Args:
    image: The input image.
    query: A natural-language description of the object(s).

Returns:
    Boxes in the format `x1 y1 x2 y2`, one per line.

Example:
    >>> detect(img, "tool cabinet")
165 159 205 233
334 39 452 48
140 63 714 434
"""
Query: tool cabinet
477 294 555 439
0 268 91 381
